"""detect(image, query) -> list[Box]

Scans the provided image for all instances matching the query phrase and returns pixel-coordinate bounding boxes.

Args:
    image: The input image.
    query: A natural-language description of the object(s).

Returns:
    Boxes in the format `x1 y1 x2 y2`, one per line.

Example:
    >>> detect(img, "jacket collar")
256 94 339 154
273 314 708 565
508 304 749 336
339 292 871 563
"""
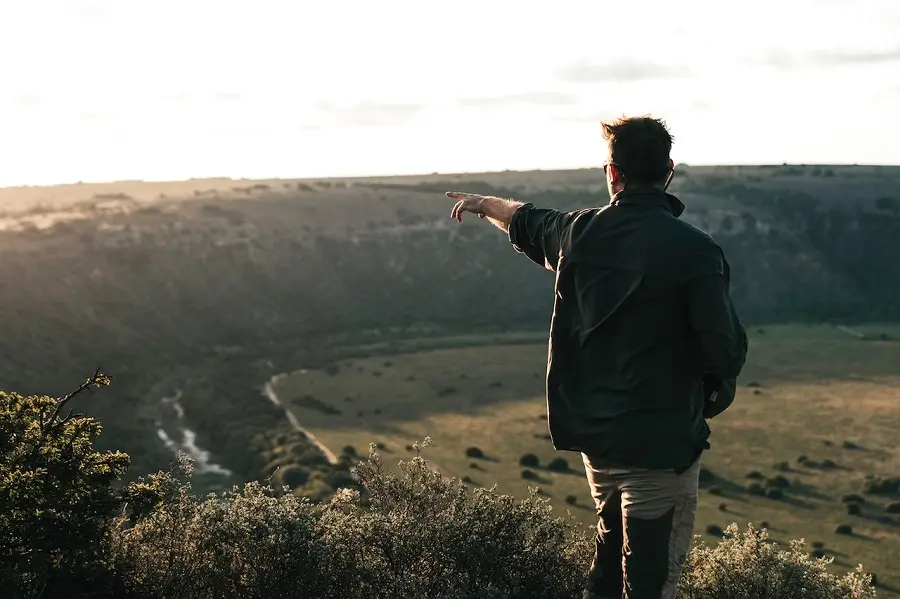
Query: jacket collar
610 187 685 218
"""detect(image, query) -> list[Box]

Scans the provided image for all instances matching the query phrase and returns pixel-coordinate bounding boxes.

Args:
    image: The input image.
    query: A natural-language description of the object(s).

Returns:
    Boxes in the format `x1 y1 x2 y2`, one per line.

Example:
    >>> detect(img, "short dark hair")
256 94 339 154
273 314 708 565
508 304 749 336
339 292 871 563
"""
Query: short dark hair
601 116 673 185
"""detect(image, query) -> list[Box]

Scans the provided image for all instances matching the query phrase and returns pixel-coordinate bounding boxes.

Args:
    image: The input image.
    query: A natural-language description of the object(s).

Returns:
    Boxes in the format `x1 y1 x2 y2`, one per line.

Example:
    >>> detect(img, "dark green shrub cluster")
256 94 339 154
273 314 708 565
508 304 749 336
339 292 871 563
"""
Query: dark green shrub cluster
0 373 128 597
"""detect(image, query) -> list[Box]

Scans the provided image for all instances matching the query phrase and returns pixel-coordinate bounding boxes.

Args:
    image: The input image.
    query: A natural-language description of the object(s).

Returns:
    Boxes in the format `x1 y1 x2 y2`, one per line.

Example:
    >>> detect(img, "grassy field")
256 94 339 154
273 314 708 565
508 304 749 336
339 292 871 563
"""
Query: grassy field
274 323 900 593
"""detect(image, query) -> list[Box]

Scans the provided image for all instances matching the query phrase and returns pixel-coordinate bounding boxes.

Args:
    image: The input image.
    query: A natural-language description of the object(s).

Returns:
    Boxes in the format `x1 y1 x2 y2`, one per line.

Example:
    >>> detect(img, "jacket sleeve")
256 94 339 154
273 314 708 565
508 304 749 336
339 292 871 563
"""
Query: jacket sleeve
507 203 576 272
686 248 748 382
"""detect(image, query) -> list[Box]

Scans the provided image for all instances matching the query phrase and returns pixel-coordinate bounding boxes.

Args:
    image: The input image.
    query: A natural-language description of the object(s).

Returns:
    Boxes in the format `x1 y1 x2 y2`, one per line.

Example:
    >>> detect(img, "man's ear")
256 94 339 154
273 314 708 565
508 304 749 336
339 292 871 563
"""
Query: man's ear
668 158 675 171
610 164 626 186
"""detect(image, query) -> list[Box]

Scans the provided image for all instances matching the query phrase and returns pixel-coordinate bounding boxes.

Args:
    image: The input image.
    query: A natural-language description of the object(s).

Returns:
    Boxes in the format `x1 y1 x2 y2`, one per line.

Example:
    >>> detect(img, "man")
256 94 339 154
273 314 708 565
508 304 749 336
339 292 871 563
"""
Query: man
445 116 748 599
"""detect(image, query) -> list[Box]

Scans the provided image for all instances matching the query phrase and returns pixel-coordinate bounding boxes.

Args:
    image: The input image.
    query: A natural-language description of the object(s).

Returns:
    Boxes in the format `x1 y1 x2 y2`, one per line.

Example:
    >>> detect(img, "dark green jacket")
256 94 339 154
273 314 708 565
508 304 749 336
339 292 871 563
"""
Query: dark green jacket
508 188 748 473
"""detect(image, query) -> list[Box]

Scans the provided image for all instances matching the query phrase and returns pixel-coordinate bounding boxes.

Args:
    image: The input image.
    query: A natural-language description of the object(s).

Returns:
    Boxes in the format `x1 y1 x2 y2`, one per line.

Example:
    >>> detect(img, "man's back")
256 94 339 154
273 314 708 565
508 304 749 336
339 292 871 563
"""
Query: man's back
509 187 747 473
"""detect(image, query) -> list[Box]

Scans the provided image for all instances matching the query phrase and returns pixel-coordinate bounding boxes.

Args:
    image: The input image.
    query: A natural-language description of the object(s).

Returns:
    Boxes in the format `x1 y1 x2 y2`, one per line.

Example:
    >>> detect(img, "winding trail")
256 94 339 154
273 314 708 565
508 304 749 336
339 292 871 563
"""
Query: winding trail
263 373 340 465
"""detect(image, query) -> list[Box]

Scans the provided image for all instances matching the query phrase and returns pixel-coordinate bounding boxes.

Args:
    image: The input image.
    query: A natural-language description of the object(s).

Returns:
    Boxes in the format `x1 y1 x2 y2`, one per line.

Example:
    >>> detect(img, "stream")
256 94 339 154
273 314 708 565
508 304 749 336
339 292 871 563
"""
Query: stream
155 390 233 477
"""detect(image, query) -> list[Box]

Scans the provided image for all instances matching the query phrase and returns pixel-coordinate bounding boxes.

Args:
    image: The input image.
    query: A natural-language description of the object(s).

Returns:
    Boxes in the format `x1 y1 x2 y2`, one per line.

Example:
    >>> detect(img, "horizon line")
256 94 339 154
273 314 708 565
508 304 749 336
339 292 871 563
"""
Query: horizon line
2 162 899 191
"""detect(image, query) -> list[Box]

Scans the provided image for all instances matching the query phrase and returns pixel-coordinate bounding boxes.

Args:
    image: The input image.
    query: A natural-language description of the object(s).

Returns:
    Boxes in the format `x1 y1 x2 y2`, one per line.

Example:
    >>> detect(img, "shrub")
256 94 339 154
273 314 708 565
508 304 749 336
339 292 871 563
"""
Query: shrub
746 470 764 480
863 476 900 495
705 524 724 537
765 475 790 489
113 473 344 599
678 524 875 599
773 461 790 471
841 493 865 504
835 524 853 535
847 503 862 516
0 372 128 597
765 488 784 500
335 439 593 598
519 453 540 468
521 469 538 480
886 502 900 514
1 379 880 599
546 457 569 472
278 464 311 488
747 483 766 496
465 446 484 459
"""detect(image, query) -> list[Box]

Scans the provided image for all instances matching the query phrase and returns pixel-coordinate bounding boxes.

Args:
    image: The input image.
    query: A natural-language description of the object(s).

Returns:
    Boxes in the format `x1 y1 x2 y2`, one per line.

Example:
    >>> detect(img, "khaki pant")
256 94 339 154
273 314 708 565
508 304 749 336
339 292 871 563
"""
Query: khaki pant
580 454 701 599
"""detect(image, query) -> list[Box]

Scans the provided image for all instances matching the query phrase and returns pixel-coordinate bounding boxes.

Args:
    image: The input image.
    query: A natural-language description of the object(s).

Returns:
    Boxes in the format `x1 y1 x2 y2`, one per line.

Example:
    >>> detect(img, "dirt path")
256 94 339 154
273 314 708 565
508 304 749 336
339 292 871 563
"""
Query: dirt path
263 374 339 465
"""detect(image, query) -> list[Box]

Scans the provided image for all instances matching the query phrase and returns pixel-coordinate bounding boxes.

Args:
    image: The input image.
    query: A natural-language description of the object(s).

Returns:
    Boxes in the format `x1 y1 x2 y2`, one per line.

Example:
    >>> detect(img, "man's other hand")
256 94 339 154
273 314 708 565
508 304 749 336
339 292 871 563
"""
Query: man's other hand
446 191 488 222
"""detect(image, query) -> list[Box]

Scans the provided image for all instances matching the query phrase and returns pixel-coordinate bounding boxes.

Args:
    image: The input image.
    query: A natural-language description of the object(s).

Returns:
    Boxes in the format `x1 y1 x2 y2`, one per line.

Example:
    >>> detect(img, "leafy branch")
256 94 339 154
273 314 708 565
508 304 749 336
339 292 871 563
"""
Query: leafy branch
40 366 111 433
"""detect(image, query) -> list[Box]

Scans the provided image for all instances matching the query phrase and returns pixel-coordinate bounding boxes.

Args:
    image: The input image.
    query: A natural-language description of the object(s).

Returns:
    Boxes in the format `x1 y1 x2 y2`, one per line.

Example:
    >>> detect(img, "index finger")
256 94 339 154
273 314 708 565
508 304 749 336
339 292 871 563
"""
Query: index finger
445 191 480 200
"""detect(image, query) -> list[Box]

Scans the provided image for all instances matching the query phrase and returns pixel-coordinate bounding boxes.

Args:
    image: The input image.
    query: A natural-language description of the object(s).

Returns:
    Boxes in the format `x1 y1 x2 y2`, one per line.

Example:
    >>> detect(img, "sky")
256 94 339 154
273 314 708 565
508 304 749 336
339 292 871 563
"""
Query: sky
1 0 899 186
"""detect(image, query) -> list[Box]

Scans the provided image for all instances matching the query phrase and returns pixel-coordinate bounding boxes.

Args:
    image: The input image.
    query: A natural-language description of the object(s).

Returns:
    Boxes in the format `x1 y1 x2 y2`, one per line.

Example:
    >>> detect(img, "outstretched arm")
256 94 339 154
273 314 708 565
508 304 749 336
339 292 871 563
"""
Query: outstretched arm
445 190 578 272
445 192 524 233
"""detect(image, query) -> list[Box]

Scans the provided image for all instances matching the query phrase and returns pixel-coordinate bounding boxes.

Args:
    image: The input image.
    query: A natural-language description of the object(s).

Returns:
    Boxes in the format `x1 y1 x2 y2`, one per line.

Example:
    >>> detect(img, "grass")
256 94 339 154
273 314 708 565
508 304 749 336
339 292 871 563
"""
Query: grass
274 323 900 594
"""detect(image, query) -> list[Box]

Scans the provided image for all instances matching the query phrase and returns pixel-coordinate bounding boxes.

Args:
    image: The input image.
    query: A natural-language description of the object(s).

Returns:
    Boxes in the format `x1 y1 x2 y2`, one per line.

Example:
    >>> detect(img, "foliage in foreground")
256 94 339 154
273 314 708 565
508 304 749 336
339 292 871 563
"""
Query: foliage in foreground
1 382 879 599
679 524 876 599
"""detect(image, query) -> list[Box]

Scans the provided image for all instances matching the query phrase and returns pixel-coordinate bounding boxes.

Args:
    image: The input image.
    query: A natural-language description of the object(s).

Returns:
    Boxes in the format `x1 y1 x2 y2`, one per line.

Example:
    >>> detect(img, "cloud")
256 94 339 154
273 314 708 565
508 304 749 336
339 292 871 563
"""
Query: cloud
555 59 690 83
458 92 579 108
215 92 244 102
64 1 116 18
758 47 900 68
78 110 110 122
315 101 424 126
14 96 41 107
555 98 713 125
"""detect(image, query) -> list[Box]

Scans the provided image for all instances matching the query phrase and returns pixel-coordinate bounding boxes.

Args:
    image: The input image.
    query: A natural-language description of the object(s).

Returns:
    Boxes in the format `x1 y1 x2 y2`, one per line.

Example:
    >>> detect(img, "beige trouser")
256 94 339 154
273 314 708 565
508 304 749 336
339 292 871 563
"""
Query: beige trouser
580 454 701 599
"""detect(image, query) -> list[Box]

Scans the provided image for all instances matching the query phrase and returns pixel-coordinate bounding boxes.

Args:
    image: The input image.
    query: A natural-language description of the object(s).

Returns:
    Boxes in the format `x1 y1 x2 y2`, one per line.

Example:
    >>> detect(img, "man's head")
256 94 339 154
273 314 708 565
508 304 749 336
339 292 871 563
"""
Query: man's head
601 115 675 198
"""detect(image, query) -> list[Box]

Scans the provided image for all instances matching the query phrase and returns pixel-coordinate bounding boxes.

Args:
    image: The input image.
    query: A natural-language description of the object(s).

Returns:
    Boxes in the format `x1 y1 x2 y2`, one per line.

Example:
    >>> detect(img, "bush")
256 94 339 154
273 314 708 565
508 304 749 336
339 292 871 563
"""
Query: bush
765 475 790 489
847 503 862 516
886 501 900 514
705 524 724 537
278 464 311 488
519 453 540 468
747 482 766 496
863 476 900 495
0 372 128 597
678 524 876 599
331 439 593 598
546 457 569 472
1 380 881 599
841 493 865 504
521 469 538 480
114 472 345 599
465 446 485 459
765 488 784 500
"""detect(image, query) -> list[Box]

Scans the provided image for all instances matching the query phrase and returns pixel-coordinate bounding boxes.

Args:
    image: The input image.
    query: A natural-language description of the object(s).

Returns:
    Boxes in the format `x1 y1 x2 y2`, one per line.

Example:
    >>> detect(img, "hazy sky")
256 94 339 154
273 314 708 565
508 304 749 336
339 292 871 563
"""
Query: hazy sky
1 0 899 186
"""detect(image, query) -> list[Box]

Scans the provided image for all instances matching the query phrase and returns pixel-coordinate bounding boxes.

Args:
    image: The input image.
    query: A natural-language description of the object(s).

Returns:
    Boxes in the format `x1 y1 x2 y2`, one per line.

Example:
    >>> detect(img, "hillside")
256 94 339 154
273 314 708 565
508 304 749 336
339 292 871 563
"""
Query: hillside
1 165 899 482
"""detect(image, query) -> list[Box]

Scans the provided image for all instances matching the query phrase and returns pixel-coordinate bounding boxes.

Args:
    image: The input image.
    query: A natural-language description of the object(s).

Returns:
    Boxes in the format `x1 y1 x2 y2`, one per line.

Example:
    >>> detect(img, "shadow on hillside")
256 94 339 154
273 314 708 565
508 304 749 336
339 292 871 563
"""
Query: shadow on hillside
784 481 830 501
